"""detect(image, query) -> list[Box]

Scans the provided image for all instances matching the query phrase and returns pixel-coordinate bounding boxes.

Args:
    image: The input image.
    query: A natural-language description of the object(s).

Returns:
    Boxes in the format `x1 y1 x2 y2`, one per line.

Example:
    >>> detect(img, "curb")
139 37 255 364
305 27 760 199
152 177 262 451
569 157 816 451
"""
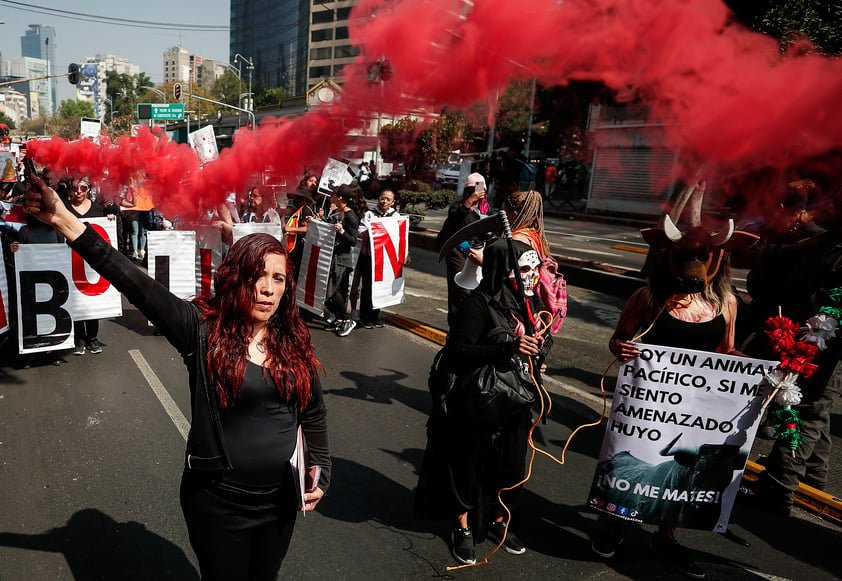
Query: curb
743 460 842 526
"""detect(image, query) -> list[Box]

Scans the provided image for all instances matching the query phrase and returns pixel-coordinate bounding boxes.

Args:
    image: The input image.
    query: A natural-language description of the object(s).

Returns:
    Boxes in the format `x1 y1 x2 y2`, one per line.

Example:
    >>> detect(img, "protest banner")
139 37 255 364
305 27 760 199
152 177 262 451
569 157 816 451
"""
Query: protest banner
188 125 219 165
67 218 122 321
0 151 17 182
588 343 777 532
0 244 9 335
368 215 409 309
14 244 76 353
317 158 353 197
232 222 284 245
296 220 335 316
147 231 196 301
192 225 227 299
14 219 121 353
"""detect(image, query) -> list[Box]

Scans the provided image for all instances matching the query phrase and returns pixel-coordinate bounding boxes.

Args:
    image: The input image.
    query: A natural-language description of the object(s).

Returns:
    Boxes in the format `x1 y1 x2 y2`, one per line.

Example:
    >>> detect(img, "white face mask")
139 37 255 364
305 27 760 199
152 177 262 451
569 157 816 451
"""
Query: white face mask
509 249 541 295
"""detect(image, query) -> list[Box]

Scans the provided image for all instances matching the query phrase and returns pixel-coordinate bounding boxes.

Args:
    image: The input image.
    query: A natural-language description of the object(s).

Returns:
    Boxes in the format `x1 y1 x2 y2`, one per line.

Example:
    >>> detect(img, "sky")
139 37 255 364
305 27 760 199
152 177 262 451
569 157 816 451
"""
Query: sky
0 0 230 104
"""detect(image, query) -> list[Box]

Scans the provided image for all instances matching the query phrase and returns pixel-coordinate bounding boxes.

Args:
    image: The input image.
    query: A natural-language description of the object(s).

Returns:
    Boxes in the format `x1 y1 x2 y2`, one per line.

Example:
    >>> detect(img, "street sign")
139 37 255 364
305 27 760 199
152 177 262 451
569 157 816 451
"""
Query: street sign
137 103 185 121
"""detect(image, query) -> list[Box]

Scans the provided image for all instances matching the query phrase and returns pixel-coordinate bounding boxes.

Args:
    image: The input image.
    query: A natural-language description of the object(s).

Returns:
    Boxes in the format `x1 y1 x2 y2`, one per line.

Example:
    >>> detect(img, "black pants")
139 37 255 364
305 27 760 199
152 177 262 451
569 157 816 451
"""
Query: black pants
74 320 99 345
358 255 381 325
325 261 352 319
757 381 840 501
180 470 297 581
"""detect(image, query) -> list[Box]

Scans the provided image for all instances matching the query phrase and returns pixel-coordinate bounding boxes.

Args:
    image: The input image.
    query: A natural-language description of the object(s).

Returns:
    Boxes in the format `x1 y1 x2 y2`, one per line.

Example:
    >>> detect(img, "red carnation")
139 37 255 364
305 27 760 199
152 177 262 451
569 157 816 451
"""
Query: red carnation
765 316 801 352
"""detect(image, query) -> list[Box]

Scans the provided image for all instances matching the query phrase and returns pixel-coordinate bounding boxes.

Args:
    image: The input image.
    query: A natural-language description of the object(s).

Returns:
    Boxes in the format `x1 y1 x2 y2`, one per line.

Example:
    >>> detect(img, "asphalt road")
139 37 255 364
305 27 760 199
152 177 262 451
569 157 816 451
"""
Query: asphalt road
1 259 840 580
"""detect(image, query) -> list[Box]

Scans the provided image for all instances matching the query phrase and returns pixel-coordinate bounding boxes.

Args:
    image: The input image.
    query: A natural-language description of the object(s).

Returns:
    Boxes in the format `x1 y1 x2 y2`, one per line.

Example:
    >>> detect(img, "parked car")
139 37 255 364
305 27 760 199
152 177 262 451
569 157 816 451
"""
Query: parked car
435 163 461 187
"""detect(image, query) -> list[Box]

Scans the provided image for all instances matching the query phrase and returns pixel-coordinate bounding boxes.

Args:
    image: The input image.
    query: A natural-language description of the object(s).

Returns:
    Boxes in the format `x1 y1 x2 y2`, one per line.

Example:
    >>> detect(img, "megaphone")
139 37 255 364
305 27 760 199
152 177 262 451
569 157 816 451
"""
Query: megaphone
454 260 483 290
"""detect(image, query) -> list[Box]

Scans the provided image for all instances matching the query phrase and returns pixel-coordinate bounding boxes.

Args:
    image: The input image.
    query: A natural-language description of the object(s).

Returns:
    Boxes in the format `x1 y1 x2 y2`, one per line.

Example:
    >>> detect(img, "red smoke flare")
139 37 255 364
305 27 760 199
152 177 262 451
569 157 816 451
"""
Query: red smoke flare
27 0 842 219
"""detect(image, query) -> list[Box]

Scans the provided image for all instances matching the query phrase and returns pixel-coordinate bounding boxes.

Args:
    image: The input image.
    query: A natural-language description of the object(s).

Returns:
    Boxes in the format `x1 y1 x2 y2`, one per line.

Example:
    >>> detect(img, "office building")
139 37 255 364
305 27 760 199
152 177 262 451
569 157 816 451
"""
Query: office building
163 46 192 84
20 24 57 113
4 57 50 118
307 0 358 90
230 0 309 97
0 88 30 126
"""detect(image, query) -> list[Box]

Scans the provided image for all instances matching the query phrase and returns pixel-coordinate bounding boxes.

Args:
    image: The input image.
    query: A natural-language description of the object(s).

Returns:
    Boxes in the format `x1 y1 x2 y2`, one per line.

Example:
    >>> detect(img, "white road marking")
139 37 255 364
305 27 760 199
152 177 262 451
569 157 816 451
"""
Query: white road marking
129 349 190 442
542 374 607 408
405 290 445 300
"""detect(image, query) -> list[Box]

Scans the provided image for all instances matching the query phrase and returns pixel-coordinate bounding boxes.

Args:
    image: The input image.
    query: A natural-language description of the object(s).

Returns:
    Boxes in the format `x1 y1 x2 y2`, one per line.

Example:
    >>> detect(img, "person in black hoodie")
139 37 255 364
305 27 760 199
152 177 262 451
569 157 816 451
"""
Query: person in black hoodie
24 173 331 581
323 184 360 337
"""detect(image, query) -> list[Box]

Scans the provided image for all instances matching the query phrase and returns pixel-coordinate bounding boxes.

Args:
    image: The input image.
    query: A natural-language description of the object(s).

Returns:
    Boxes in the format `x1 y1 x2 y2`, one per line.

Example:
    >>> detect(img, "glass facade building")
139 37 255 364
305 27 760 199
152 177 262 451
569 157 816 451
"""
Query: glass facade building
20 24 57 114
230 0 310 97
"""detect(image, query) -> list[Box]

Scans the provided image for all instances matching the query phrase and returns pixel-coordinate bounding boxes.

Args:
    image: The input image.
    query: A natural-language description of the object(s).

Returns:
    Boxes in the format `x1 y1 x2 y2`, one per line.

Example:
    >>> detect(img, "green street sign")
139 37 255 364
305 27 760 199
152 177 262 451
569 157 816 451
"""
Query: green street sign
137 103 185 120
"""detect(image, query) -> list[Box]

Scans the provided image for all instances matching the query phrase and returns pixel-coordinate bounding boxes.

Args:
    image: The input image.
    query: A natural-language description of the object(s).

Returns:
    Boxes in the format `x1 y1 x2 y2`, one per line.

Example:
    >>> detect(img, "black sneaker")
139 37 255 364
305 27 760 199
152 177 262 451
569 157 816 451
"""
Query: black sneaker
650 534 706 579
336 320 356 337
73 341 86 356
591 526 624 558
374 321 385 328
87 339 103 354
450 527 476 565
488 520 526 555
737 484 792 516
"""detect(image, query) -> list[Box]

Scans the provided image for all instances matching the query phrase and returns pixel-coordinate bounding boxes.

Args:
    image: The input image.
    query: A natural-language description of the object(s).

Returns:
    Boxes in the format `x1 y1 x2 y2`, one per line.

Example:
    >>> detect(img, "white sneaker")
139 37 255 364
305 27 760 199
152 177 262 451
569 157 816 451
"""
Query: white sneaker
138 249 145 260
131 251 139 259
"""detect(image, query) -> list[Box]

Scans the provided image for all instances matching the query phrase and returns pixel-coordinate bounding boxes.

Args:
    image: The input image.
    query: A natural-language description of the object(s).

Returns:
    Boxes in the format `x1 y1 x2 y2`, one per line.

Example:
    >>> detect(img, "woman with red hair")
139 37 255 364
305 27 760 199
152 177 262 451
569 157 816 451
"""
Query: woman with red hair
24 174 330 581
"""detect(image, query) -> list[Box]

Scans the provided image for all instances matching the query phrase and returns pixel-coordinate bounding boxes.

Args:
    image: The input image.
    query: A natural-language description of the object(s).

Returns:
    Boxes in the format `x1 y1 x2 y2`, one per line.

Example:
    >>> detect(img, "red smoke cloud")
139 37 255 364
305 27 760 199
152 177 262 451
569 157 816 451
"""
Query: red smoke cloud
28 0 842 217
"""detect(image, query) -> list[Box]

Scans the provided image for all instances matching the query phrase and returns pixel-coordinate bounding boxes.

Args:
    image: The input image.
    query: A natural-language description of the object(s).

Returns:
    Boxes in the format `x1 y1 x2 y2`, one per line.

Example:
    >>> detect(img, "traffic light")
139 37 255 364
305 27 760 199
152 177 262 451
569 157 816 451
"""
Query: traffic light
68 63 79 85
173 83 182 101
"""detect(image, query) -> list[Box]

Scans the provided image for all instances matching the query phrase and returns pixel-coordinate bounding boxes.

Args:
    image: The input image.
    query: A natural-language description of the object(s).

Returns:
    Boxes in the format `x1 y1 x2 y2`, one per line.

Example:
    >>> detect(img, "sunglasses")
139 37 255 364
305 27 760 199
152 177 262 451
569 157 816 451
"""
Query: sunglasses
75 185 89 192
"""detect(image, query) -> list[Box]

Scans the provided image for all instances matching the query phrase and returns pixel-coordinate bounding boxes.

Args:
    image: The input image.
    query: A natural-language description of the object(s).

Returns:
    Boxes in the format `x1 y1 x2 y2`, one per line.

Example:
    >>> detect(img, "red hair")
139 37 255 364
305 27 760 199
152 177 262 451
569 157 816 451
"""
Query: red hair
194 233 322 409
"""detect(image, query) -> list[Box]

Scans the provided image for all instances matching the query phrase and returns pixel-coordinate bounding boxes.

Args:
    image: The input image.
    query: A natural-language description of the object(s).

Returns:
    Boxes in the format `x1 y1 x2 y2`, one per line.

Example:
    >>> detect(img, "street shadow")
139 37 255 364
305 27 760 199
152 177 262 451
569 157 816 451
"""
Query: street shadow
0 508 198 580
316 456 430 535
111 307 159 337
326 368 432 416
731 504 842 578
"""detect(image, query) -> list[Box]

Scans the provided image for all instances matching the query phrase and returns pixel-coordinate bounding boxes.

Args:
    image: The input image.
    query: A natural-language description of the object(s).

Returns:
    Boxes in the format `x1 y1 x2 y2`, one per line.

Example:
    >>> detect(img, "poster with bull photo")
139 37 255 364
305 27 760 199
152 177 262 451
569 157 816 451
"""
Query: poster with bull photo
317 158 354 197
588 343 777 532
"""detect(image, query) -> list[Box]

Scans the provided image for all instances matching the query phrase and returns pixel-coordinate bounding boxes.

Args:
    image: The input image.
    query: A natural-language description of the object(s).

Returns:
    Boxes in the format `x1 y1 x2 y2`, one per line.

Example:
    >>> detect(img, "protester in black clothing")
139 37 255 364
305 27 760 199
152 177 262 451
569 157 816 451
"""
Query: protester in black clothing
415 239 550 566
65 177 108 355
437 173 487 327
323 184 360 337
738 187 842 514
25 174 331 581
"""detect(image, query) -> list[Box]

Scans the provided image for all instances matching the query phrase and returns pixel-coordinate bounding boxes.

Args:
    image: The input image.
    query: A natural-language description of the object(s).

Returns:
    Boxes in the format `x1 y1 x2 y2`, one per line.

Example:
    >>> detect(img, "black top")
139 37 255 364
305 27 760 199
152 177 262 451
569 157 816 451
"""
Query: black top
220 362 298 487
328 208 359 268
66 200 105 219
644 312 725 353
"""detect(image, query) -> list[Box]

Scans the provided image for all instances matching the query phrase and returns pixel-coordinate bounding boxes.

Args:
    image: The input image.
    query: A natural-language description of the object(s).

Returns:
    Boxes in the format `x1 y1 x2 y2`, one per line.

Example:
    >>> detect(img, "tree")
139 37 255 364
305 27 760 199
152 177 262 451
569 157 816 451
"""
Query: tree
0 112 16 130
211 70 243 107
380 114 461 179
255 87 288 108
58 99 96 119
726 0 842 54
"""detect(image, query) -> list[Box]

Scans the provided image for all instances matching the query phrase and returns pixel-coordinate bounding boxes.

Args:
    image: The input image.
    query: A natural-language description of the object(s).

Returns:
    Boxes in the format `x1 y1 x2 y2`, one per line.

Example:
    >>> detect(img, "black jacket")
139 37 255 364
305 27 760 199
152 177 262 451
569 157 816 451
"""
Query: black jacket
69 225 331 490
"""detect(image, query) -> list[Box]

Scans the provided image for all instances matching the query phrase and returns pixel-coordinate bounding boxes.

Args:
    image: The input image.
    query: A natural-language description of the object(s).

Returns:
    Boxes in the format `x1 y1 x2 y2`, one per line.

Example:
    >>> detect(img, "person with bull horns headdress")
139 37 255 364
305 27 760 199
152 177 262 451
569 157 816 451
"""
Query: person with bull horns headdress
590 179 758 580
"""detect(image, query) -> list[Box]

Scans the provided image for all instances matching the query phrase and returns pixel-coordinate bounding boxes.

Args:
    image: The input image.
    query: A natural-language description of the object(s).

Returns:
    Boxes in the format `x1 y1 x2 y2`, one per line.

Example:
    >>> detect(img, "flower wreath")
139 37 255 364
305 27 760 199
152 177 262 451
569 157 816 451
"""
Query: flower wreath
760 287 842 451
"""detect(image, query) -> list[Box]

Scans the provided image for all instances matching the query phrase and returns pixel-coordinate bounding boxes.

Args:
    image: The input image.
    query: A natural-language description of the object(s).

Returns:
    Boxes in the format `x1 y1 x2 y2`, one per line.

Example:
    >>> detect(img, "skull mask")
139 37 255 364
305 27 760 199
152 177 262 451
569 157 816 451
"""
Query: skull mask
509 249 541 296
